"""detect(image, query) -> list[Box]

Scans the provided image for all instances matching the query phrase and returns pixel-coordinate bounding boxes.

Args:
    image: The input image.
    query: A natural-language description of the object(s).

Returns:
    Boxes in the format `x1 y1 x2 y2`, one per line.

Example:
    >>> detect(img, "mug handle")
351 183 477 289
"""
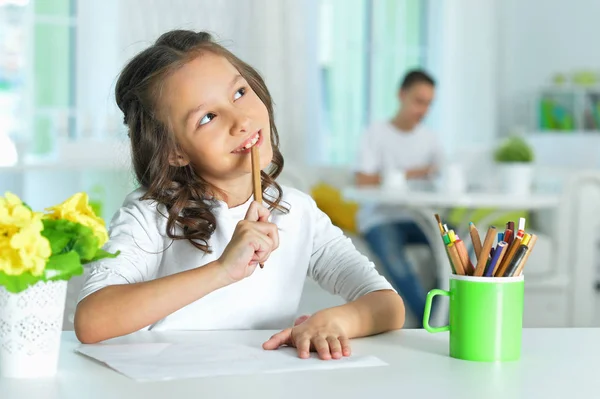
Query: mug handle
423 289 450 333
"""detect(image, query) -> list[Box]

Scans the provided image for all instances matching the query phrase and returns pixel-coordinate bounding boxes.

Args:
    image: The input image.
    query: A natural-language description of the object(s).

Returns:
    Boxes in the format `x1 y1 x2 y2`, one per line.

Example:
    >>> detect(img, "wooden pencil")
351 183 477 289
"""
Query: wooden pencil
251 145 264 268
251 146 262 204
469 222 483 260
455 238 475 275
495 236 523 277
447 243 466 275
473 226 497 277
435 214 445 235
514 234 538 276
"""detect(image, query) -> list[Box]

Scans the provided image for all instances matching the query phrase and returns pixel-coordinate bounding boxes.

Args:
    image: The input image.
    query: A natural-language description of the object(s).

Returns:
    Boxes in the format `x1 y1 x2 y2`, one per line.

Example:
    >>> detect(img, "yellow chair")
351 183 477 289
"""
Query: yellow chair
310 182 358 233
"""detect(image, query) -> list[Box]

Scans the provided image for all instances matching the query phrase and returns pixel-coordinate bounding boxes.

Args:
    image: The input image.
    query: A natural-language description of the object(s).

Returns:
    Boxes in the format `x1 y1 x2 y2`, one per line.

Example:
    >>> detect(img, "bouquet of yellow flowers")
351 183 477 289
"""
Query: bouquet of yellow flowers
0 192 118 294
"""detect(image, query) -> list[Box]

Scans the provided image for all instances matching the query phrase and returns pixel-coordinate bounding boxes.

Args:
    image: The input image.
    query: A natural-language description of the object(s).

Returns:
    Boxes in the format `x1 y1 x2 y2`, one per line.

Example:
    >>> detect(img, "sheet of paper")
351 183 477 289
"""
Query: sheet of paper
75 342 387 381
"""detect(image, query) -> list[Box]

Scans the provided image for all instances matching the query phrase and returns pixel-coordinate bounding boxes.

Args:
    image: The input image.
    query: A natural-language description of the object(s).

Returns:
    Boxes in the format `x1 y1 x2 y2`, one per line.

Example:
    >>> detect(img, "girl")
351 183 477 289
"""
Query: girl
74 30 405 360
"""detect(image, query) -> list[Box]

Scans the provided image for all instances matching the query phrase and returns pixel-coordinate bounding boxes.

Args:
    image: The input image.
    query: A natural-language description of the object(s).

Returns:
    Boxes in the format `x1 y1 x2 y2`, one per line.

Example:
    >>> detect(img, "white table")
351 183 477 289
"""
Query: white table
342 187 561 244
0 329 596 399
342 186 561 210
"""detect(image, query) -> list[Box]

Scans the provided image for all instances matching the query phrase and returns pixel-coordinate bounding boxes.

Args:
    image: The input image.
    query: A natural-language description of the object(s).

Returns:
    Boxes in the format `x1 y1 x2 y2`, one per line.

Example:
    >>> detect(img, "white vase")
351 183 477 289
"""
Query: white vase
0 280 67 378
498 163 534 195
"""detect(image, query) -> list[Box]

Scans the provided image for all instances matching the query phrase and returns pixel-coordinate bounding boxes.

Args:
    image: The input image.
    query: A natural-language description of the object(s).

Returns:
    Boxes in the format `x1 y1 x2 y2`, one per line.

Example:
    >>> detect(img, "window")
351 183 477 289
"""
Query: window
0 0 76 165
313 0 429 166
31 0 76 157
0 0 28 165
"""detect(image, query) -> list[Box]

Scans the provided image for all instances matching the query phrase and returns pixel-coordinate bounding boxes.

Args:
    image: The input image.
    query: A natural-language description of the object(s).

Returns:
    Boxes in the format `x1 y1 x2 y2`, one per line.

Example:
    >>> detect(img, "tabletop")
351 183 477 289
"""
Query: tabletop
1 328 597 399
342 186 561 210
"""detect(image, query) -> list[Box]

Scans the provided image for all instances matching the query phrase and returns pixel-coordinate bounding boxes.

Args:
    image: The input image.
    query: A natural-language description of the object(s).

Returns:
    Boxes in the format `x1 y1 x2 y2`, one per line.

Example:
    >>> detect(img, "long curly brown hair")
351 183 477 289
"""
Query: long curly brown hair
115 30 287 253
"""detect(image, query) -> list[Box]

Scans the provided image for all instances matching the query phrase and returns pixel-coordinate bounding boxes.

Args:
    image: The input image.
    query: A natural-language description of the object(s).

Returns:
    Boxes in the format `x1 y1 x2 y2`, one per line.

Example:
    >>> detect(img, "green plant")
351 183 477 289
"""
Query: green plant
494 136 534 163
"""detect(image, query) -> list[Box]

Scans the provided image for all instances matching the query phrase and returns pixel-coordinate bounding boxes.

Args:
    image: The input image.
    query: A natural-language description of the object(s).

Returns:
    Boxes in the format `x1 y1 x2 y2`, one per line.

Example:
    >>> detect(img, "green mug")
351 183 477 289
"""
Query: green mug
423 274 524 362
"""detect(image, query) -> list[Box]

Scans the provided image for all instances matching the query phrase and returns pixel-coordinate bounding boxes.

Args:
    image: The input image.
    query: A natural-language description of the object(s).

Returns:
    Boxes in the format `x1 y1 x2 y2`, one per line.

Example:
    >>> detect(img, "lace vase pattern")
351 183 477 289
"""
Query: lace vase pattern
0 280 67 378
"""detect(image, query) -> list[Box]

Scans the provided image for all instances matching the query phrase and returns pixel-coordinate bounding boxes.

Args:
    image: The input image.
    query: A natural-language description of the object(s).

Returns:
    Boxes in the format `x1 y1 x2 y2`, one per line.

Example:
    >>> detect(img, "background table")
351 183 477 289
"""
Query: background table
1 329 596 399
342 186 561 210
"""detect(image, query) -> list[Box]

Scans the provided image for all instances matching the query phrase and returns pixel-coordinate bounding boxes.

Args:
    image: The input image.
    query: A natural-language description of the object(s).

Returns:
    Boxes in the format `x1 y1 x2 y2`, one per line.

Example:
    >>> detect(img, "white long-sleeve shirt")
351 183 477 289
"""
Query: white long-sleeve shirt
78 185 394 331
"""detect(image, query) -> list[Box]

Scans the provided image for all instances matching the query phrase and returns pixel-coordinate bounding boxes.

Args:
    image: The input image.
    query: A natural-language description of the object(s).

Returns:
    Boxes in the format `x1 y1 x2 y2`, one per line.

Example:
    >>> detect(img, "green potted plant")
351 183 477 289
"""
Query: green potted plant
493 136 535 195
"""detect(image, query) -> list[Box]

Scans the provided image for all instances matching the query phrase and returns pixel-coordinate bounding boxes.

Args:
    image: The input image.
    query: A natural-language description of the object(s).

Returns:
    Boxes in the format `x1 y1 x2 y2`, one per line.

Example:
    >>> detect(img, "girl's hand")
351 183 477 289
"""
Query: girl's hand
217 201 279 283
262 311 352 360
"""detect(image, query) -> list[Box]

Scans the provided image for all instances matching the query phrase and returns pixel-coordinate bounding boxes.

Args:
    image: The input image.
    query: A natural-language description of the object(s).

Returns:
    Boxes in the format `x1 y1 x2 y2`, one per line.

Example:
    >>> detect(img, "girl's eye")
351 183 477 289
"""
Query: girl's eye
233 87 246 100
199 113 216 126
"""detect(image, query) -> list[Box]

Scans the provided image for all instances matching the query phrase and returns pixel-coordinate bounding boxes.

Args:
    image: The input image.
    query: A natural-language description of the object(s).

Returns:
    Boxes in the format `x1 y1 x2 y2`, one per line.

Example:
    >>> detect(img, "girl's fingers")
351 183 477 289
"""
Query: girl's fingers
312 336 331 360
262 328 292 350
295 334 311 359
339 336 352 357
326 336 343 359
244 201 270 222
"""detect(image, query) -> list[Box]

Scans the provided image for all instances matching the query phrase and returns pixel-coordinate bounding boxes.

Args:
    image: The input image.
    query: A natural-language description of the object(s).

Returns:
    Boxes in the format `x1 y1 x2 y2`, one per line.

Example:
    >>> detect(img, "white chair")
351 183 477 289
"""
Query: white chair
557 171 600 326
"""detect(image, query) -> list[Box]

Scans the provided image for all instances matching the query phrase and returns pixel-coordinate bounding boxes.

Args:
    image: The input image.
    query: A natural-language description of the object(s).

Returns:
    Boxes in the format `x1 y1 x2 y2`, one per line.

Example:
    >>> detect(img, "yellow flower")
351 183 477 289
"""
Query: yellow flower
0 192 51 276
45 192 108 246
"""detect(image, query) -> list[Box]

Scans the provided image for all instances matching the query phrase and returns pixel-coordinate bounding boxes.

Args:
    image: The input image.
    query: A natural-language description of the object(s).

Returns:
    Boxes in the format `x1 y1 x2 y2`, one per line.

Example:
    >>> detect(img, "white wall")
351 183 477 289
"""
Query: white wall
497 0 600 134
428 0 600 165
427 0 499 160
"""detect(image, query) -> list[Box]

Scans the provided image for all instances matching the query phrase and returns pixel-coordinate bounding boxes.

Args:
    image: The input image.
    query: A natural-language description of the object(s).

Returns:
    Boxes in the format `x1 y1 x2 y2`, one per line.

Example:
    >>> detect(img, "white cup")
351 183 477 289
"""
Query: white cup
382 169 407 190
442 164 467 194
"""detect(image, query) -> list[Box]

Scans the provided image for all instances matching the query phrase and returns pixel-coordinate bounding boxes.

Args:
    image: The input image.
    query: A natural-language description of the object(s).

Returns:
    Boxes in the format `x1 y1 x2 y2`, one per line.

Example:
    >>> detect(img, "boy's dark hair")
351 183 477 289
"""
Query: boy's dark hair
115 30 287 253
399 69 435 91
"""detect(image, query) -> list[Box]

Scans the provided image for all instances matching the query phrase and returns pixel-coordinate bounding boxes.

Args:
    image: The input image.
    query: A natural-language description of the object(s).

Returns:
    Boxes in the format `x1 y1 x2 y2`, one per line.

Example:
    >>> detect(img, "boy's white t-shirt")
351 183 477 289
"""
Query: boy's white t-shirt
354 121 441 233
78 185 394 331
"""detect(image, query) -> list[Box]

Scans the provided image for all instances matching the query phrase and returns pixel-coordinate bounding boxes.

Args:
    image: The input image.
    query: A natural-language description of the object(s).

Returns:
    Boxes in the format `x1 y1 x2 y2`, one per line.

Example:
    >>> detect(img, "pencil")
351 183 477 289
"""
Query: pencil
495 236 523 277
442 233 451 245
514 234 538 276
444 246 456 274
504 244 529 277
251 146 262 204
447 243 466 275
435 214 445 235
448 230 457 243
503 229 514 246
486 241 508 277
251 145 264 269
508 221 515 232
474 226 497 276
516 217 526 239
469 222 483 260
455 237 475 275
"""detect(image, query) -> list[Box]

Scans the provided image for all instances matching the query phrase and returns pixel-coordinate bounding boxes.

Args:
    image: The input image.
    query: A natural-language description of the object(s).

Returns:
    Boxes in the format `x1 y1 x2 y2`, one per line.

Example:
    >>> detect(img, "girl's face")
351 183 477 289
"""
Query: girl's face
162 52 273 188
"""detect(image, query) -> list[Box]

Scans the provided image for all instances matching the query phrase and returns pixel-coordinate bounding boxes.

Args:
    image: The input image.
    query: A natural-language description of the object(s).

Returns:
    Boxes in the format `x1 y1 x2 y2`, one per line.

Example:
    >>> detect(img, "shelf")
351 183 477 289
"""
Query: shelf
527 130 600 135
541 85 600 94
538 87 600 131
